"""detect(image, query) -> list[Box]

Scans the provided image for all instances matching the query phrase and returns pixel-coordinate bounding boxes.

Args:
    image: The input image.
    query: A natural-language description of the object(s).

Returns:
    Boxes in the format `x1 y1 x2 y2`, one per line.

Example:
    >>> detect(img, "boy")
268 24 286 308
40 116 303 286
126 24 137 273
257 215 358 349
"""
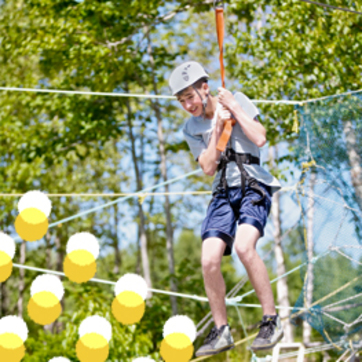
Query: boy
169 61 283 357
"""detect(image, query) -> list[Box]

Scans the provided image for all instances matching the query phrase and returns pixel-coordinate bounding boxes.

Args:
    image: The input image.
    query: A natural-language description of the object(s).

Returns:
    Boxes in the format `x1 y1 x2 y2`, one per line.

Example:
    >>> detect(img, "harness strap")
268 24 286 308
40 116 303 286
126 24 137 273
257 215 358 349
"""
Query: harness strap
217 149 266 205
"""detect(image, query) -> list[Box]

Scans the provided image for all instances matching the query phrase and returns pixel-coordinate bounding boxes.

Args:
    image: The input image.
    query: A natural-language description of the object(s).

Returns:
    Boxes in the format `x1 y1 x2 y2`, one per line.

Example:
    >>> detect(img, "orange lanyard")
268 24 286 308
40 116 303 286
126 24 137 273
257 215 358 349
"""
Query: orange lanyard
215 2 236 152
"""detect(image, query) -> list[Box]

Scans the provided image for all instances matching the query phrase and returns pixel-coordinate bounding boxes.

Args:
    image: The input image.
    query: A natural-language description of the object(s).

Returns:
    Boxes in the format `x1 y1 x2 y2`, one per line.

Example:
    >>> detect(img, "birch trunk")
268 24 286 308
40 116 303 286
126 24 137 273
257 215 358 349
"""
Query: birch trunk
147 36 178 314
303 172 316 345
113 204 121 275
44 232 54 332
270 146 294 342
343 120 362 210
17 240 26 317
53 236 64 333
125 96 152 298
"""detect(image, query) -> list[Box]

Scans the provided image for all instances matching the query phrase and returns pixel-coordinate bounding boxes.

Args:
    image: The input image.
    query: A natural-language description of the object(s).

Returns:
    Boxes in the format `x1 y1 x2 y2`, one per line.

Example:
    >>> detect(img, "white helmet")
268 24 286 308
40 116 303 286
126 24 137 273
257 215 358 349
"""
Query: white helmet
169 61 209 96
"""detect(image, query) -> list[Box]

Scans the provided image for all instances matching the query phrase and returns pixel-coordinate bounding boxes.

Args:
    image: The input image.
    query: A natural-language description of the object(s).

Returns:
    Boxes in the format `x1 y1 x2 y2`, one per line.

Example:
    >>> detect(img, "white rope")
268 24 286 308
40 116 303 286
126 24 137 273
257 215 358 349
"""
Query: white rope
332 245 362 250
0 87 175 100
324 292 362 310
0 86 361 104
336 348 352 362
332 248 362 266
277 341 344 360
321 311 348 327
345 313 362 329
11 263 308 310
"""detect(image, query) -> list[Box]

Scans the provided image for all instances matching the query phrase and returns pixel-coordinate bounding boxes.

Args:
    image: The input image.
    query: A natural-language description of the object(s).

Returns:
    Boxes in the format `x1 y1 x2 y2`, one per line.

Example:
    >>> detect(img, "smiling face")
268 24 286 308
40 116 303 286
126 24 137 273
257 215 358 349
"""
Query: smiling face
177 82 209 117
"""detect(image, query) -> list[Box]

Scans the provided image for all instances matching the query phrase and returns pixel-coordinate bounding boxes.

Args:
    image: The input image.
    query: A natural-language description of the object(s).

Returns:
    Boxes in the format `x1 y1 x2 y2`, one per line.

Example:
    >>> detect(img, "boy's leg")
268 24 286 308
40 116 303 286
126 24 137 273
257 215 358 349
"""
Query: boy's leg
234 224 276 315
234 223 283 350
201 237 228 328
195 237 235 357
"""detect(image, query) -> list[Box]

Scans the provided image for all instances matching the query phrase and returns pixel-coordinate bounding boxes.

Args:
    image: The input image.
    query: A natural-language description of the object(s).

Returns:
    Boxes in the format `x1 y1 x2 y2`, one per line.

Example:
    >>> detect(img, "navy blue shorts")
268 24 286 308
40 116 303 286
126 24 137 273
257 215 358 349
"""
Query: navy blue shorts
201 183 272 256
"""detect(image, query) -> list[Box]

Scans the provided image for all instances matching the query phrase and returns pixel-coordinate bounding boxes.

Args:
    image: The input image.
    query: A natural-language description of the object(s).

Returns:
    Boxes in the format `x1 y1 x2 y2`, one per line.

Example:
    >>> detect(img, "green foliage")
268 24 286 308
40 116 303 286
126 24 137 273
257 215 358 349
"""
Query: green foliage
226 0 362 168
2 0 360 360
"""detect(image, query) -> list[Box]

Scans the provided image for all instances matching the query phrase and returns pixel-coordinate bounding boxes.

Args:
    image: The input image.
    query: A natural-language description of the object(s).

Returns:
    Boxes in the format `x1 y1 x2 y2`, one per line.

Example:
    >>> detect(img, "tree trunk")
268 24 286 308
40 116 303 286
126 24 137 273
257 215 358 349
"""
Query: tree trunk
147 35 178 315
125 95 152 298
303 171 316 345
54 236 64 333
43 232 54 332
270 146 294 343
0 282 8 317
17 240 26 317
113 203 121 276
135 225 142 275
343 120 362 210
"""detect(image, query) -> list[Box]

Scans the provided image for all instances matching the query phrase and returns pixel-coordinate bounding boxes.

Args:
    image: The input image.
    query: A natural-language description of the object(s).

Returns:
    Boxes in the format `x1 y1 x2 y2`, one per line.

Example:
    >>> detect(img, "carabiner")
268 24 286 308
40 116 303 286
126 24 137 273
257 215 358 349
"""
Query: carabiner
213 0 224 9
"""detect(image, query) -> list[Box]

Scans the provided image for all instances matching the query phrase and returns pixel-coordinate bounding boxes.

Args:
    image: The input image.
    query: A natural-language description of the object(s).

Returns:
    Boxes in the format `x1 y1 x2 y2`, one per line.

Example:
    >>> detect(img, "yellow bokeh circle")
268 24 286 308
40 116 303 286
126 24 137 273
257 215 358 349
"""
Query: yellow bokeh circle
63 250 96 283
0 251 13 282
0 333 25 362
111 291 145 325
76 333 109 362
160 333 194 362
27 291 62 325
14 208 48 242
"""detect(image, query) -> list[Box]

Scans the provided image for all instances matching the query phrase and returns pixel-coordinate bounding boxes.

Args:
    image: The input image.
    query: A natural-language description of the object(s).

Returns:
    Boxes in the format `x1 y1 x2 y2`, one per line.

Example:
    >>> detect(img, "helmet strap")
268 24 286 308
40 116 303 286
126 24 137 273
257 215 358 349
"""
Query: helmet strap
192 85 209 120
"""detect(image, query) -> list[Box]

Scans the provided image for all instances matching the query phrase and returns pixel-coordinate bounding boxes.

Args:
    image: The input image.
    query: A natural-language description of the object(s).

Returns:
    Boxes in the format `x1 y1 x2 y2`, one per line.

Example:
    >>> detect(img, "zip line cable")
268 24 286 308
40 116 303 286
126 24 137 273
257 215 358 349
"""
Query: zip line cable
0 86 361 105
0 87 175 100
298 0 362 15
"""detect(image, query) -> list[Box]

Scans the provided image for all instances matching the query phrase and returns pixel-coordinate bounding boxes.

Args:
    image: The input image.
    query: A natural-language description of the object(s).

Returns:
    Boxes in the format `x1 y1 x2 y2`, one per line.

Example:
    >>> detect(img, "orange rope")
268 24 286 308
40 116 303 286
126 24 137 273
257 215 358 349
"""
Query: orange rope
215 5 235 152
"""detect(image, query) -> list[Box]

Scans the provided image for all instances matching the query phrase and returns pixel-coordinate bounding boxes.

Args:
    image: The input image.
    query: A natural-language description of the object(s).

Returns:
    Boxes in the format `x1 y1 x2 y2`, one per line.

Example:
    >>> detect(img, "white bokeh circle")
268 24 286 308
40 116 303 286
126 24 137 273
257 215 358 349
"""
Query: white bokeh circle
0 232 16 259
163 315 196 343
18 190 52 217
30 274 64 300
132 358 156 362
48 358 71 362
0 315 28 342
115 273 148 300
78 315 112 342
66 232 100 259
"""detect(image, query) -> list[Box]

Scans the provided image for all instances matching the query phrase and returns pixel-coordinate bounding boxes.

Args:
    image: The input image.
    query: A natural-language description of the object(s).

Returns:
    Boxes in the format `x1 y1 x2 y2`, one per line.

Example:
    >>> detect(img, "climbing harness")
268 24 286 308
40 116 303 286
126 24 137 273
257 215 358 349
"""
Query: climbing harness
217 148 266 205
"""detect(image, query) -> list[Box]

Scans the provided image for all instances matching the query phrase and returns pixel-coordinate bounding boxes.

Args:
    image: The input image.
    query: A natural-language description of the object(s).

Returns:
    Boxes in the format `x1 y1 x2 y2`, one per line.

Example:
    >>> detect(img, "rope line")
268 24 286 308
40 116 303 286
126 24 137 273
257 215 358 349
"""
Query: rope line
323 292 362 310
291 275 362 319
0 191 212 197
298 0 362 15
0 87 175 100
12 262 308 310
47 169 202 228
0 86 361 105
0 185 296 197
278 341 345 360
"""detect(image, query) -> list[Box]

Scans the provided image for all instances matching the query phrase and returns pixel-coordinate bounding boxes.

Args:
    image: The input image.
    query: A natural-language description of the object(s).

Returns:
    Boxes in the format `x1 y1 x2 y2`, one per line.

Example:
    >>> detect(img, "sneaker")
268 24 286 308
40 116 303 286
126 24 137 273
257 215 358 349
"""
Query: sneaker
251 315 284 351
195 324 235 357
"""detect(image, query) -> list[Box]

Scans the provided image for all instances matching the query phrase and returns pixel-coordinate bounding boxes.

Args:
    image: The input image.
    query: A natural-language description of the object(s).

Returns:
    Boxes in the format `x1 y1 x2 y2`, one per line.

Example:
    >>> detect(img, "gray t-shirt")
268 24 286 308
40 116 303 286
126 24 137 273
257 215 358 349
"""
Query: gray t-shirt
183 92 281 194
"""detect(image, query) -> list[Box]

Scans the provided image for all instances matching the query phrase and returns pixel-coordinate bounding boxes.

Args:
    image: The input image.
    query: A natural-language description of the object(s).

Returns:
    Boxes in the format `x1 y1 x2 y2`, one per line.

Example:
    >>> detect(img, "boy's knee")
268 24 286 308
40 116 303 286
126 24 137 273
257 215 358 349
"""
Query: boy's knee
201 256 221 274
234 243 255 265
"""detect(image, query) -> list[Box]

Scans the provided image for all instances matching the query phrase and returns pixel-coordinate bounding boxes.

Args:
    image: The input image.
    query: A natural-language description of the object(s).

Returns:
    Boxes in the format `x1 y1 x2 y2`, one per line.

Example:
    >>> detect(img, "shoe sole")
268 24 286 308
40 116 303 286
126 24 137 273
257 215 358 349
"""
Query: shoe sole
195 344 235 357
250 331 284 351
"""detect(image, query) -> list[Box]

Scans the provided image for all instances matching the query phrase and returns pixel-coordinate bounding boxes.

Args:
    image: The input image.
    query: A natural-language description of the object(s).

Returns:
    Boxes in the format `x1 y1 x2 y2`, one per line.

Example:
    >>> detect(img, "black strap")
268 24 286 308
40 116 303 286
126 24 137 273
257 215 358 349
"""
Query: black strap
217 148 266 205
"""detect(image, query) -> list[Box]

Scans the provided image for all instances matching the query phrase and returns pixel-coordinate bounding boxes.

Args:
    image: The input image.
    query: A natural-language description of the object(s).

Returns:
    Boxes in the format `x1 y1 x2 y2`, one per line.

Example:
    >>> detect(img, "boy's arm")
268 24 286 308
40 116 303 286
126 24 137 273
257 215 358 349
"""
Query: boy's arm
218 88 266 148
198 108 231 176
198 125 223 176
